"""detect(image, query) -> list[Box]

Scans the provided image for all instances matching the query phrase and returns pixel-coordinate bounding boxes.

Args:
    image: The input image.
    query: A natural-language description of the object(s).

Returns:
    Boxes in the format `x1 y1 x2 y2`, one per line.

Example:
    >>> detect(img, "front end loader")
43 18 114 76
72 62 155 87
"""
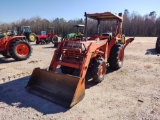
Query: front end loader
26 12 134 108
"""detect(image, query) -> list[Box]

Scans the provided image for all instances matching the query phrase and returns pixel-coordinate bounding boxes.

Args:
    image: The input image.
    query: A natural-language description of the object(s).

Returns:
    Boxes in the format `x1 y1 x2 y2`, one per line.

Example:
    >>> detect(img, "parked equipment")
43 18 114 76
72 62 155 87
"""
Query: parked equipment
17 26 36 42
26 12 134 108
0 29 2 34
62 24 84 40
156 37 160 53
36 27 59 47
0 33 32 61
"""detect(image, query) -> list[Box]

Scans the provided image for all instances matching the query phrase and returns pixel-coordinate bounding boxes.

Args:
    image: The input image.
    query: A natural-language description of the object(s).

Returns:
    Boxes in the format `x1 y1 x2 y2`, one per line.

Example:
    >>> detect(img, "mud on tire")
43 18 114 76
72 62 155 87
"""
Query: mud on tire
109 44 124 70
9 39 32 61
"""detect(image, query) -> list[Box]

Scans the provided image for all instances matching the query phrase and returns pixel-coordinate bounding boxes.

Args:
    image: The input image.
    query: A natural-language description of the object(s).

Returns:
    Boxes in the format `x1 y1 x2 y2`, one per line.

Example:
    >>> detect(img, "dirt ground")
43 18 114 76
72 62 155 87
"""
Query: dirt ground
0 37 160 120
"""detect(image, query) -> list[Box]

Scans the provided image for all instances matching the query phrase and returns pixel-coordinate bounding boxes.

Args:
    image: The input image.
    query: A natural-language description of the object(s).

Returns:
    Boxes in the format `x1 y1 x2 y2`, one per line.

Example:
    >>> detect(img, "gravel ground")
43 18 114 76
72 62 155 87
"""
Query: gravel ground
0 37 160 120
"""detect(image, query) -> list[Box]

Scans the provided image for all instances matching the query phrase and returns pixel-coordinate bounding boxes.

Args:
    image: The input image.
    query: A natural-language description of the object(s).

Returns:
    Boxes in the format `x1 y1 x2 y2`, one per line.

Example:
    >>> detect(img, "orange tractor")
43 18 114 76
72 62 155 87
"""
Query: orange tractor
0 33 32 61
26 12 134 107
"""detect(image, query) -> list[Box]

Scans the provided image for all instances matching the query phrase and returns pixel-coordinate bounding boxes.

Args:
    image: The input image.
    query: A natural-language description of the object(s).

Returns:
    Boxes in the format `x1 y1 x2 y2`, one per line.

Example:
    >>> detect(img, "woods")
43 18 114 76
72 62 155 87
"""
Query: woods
0 9 160 36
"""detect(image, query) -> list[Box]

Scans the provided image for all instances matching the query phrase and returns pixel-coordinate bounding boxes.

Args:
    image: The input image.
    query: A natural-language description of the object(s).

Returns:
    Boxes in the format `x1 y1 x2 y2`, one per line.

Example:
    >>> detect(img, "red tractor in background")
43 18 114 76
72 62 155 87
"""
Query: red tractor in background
0 32 32 61
36 27 59 47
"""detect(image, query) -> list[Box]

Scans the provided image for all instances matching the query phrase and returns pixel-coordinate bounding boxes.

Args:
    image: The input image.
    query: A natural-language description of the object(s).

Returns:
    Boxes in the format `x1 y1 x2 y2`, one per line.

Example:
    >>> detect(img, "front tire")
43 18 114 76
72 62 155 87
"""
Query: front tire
109 44 124 70
9 39 32 61
92 58 106 83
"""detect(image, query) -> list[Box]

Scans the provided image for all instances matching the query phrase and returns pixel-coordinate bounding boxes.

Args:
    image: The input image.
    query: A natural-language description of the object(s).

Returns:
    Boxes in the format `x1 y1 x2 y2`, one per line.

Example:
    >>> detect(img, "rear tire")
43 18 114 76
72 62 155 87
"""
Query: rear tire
51 36 58 44
92 58 106 83
28 33 36 42
9 39 32 61
109 44 124 70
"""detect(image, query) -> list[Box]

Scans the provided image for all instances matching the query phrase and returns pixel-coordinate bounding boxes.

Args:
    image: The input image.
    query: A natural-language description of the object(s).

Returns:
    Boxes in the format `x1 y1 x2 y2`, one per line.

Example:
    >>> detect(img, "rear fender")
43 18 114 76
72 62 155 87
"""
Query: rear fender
0 36 9 50
6 36 26 49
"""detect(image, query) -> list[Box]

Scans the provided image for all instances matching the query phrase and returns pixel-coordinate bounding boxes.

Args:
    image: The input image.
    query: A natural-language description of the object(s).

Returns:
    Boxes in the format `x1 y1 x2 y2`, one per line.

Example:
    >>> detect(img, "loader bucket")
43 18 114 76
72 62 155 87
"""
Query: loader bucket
25 68 85 108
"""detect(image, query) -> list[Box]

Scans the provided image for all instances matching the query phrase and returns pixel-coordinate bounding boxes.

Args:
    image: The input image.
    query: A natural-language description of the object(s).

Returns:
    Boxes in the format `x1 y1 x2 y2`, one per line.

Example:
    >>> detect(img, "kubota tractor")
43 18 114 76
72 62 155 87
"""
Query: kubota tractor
155 37 160 53
0 33 32 61
26 12 134 108
36 27 59 47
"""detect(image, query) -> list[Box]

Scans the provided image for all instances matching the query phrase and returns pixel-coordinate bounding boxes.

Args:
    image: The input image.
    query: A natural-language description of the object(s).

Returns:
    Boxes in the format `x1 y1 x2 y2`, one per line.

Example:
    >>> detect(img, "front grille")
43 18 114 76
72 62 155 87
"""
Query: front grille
62 49 83 64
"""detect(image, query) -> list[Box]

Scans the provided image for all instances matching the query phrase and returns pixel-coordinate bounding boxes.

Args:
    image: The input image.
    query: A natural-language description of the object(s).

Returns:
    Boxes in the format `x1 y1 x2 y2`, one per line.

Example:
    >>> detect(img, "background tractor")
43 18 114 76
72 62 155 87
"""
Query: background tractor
26 12 134 108
36 27 59 47
62 24 84 40
17 26 36 42
156 37 160 53
0 33 32 61
0 29 3 38
0 29 2 34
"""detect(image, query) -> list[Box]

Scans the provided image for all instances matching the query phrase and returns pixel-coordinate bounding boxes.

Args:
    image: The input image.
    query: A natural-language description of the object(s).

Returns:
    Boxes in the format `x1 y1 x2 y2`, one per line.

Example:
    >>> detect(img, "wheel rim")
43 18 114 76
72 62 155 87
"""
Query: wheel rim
118 49 124 63
29 35 35 41
16 44 29 56
98 63 106 78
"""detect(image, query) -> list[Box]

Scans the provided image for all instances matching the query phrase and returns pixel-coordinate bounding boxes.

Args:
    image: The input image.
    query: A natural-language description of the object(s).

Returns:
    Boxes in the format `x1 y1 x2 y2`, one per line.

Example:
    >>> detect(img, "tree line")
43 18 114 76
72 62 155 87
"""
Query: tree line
0 9 160 37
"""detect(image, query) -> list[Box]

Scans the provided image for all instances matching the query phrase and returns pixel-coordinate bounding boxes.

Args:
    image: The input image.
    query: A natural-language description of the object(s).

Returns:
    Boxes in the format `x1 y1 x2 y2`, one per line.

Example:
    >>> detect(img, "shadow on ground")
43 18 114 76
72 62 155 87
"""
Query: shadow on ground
0 57 16 64
30 43 55 49
145 48 157 55
0 76 67 115
42 46 55 49
0 67 115 114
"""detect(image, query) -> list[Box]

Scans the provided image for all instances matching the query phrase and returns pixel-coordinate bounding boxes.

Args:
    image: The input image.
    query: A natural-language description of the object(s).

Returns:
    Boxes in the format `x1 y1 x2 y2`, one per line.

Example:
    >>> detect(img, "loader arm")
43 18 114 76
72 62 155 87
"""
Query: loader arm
123 37 134 49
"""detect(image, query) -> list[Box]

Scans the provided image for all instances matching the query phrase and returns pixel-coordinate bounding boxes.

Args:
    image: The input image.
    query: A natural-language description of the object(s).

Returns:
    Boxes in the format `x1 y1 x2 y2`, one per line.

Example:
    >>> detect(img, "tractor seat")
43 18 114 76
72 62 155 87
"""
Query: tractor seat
101 33 112 41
